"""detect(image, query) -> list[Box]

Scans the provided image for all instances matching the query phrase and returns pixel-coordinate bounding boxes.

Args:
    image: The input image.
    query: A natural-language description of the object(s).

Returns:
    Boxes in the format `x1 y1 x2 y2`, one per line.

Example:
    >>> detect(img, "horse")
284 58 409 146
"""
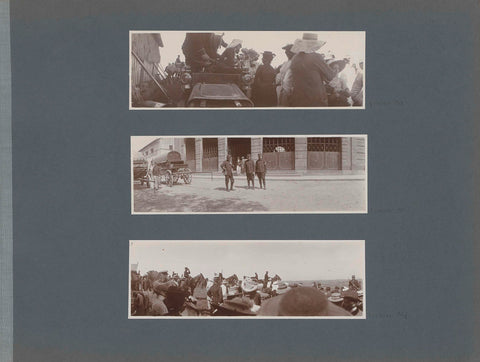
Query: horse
180 274 211 316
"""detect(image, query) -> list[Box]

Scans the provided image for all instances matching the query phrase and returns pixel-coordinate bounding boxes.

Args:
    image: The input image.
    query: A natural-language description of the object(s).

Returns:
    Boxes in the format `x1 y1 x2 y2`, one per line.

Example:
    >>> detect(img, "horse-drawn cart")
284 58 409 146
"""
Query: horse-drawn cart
153 151 192 187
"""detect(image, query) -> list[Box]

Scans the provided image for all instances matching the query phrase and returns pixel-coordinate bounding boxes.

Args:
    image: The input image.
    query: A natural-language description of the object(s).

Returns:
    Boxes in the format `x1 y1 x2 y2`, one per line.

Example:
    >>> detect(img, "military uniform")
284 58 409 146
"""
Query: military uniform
244 158 255 189
255 157 267 189
220 159 235 191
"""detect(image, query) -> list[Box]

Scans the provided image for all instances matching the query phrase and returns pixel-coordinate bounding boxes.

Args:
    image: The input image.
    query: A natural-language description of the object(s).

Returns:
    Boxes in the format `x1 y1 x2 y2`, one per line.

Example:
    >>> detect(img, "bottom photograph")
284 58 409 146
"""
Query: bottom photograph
129 240 365 319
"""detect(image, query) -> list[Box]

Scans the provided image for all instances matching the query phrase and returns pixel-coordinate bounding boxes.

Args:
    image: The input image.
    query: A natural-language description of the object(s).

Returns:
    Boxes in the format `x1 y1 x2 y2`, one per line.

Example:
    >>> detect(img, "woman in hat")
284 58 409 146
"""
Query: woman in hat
326 58 351 107
251 51 277 107
288 33 336 107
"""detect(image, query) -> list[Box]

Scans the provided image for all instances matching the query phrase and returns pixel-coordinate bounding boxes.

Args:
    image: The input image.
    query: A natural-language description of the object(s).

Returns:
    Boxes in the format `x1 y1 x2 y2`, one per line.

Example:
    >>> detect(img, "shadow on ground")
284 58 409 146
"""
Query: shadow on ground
134 186 269 212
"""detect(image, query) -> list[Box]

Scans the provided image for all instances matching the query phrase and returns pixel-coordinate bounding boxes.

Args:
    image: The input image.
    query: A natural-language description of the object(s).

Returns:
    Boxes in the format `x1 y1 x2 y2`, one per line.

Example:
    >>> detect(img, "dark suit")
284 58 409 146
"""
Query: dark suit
289 52 335 107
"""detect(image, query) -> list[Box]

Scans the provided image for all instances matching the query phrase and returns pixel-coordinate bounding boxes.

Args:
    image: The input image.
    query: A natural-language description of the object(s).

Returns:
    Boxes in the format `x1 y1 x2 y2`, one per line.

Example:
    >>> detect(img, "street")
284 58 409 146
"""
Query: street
133 175 366 213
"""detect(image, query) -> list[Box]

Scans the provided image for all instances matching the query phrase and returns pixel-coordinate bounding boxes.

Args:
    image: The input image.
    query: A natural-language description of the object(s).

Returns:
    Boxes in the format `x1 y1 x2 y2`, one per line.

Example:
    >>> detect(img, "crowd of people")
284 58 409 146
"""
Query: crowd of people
220 153 266 191
179 32 364 107
131 267 363 317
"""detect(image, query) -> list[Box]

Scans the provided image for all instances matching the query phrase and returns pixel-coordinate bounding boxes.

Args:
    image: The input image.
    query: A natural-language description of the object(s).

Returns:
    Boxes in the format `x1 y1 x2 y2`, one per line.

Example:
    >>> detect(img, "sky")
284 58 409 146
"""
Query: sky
130 240 365 281
131 136 161 157
137 31 365 69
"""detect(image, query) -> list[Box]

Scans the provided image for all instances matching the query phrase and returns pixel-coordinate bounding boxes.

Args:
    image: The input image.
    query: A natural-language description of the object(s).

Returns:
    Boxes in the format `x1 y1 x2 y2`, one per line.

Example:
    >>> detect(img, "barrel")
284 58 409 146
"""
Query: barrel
152 150 182 164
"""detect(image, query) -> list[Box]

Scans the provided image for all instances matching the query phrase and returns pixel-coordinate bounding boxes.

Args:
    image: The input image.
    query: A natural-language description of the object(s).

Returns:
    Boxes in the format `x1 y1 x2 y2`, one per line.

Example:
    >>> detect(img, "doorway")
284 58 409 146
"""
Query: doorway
227 138 251 165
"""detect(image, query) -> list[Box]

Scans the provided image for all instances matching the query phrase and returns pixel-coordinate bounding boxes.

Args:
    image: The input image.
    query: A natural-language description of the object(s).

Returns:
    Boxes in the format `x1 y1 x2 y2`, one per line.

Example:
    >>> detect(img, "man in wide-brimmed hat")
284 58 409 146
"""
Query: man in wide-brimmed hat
251 51 277 107
288 33 336 107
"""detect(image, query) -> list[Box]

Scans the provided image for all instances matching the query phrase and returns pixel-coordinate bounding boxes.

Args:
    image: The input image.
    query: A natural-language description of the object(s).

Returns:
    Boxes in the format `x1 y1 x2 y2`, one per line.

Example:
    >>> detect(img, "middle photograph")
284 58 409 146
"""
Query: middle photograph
131 135 367 214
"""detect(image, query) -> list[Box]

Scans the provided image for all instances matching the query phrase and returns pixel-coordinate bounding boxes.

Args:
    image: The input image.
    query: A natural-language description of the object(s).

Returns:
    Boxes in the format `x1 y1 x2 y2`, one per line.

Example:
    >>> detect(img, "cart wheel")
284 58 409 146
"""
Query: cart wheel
183 169 192 184
173 175 179 184
165 171 173 187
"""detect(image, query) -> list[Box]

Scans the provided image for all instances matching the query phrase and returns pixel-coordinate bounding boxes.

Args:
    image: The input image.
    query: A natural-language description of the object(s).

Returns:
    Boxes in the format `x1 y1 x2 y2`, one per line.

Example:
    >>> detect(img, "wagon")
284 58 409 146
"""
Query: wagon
184 72 254 107
133 160 151 187
152 151 192 187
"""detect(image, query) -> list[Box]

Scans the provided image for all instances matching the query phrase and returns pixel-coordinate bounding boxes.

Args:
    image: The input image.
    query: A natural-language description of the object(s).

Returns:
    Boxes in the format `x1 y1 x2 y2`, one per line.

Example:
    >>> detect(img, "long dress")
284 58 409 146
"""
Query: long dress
252 64 277 107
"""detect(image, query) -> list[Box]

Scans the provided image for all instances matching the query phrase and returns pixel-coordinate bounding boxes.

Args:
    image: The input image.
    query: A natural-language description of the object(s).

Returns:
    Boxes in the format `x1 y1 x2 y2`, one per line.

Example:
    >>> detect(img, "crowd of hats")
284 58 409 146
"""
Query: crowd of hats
132 269 363 317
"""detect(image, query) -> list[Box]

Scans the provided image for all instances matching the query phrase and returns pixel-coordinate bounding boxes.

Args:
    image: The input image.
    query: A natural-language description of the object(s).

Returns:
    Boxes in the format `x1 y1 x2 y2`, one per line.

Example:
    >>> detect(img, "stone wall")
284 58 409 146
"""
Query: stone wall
195 138 203 172
251 137 262 157
295 137 308 172
352 137 366 171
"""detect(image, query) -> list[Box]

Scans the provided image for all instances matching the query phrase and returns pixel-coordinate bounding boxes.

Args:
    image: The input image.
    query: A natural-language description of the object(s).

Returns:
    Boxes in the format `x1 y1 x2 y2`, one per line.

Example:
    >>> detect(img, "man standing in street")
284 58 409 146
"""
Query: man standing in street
152 161 162 192
244 154 256 189
220 155 235 191
255 153 267 190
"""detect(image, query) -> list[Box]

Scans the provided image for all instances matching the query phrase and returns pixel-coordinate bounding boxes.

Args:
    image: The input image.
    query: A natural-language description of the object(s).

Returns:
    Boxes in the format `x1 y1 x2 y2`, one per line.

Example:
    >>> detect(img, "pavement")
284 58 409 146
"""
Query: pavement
133 175 366 213
192 170 366 181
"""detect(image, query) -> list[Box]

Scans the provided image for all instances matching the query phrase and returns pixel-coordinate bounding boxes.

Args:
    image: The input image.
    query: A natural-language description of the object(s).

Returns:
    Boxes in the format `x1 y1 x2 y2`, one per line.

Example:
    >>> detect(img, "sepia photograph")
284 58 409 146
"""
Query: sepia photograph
131 135 367 214
130 31 365 109
129 240 365 318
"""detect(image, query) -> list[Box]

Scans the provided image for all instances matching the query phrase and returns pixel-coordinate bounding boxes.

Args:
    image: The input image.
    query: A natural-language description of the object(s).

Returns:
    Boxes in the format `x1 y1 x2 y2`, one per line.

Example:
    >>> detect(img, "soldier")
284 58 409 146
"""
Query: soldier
348 275 361 291
244 154 255 190
220 155 235 191
255 153 267 190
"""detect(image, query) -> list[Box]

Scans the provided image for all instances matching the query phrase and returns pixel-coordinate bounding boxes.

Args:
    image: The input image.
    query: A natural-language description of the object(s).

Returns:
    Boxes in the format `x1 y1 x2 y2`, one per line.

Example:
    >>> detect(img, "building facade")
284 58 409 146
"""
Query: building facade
138 138 185 163
138 137 365 174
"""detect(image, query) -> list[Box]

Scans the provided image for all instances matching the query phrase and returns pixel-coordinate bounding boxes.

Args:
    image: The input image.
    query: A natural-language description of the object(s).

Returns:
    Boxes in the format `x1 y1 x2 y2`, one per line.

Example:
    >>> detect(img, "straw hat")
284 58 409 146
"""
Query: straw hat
291 33 326 54
276 282 291 295
326 58 347 72
241 278 258 293
216 297 256 316
341 290 359 301
328 292 344 303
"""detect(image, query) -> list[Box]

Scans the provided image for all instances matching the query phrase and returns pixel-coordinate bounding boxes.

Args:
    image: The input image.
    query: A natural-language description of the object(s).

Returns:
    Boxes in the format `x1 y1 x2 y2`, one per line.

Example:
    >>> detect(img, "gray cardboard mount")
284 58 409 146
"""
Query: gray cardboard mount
3 0 480 361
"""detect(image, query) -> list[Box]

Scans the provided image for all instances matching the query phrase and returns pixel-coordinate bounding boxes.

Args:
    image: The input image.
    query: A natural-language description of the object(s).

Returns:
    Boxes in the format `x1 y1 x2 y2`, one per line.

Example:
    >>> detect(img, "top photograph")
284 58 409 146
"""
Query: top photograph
130 31 365 109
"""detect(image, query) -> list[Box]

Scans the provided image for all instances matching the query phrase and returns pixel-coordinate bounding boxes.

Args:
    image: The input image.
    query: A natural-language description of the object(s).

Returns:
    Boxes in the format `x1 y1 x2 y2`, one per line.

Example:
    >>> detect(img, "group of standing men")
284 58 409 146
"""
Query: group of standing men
221 154 267 192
